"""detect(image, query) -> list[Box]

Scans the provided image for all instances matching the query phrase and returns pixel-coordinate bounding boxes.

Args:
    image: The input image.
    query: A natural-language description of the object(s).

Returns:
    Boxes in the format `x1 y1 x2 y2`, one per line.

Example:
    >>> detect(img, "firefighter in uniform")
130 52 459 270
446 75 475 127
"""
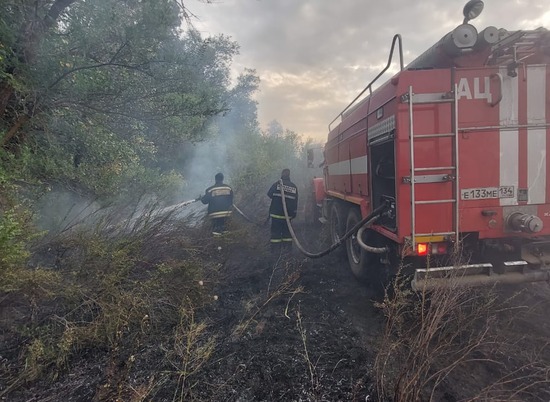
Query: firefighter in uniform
267 168 298 253
200 173 233 235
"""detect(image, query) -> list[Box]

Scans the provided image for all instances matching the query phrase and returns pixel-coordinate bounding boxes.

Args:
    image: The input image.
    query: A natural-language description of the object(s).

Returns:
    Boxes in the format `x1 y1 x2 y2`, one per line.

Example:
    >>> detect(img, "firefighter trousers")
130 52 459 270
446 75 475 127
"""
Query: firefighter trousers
270 216 292 253
210 217 227 234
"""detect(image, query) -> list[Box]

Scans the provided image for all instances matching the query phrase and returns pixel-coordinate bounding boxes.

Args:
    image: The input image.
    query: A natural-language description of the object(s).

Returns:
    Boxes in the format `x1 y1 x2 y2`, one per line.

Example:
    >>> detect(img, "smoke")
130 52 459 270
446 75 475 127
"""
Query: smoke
33 189 103 235
182 135 232 202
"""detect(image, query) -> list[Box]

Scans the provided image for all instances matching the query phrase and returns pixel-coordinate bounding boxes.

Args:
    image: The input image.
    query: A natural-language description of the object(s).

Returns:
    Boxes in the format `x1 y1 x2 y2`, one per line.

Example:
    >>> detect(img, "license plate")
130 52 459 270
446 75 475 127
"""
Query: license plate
461 186 515 200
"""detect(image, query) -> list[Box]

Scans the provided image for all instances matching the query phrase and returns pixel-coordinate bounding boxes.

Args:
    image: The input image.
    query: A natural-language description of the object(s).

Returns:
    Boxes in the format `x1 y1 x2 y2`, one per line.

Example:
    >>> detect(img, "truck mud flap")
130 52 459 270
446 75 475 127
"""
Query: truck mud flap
411 262 550 291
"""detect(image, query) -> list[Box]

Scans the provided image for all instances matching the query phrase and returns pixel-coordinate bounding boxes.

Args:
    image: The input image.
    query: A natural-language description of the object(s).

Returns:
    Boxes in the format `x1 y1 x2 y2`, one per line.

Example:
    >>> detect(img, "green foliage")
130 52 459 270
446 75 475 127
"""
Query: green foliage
0 152 51 294
0 1 27 84
0 209 30 269
0 204 43 288
229 126 305 196
1 0 240 202
0 17 15 81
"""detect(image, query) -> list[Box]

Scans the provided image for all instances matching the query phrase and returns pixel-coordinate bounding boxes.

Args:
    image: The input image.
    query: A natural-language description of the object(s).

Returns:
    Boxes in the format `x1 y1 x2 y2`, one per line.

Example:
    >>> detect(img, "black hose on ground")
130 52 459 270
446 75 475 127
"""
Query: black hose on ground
277 179 390 259
232 203 265 227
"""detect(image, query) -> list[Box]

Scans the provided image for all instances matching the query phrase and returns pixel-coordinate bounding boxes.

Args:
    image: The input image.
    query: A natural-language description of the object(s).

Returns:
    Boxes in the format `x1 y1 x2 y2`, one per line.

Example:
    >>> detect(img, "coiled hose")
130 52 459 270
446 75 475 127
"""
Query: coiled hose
277 179 390 258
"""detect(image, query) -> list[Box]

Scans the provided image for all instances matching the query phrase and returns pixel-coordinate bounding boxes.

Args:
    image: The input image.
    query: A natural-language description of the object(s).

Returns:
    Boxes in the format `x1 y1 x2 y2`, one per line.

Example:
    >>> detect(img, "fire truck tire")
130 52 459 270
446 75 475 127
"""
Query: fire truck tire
345 208 387 290
330 202 346 256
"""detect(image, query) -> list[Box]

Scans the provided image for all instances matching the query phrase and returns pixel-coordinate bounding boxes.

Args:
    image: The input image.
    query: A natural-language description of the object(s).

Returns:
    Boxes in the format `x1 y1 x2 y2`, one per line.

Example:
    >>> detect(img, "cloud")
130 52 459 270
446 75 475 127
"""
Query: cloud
191 0 548 141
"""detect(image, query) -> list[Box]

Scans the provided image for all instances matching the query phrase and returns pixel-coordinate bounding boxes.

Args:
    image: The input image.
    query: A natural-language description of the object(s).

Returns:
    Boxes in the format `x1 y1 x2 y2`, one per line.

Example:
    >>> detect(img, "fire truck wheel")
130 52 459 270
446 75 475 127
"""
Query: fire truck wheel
345 208 385 288
330 202 345 249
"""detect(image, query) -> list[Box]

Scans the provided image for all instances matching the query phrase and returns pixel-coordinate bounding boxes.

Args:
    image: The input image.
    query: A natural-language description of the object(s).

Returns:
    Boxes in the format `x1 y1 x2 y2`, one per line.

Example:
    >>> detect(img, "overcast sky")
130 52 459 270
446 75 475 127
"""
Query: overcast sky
189 0 549 142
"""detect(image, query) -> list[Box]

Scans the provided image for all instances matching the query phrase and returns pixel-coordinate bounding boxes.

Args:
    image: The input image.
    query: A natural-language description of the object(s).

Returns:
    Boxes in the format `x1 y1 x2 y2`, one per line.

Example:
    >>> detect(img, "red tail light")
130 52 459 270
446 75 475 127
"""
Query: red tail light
417 243 428 256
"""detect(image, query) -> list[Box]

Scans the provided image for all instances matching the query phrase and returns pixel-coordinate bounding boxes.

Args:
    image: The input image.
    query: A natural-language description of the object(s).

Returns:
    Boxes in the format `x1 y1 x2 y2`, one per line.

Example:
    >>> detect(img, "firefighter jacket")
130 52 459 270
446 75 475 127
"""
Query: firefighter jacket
201 183 233 218
267 179 298 219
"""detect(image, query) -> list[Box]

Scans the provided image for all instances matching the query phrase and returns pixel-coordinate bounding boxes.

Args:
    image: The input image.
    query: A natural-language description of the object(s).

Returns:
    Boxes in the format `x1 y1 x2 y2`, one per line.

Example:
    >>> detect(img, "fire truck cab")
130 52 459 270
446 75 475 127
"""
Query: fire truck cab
318 1 550 290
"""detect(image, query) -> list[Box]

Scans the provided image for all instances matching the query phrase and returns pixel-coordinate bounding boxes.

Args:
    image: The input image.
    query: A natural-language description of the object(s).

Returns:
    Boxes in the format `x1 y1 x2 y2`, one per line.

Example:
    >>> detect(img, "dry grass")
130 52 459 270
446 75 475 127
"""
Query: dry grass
231 259 303 339
373 258 550 401
0 205 219 400
296 307 321 396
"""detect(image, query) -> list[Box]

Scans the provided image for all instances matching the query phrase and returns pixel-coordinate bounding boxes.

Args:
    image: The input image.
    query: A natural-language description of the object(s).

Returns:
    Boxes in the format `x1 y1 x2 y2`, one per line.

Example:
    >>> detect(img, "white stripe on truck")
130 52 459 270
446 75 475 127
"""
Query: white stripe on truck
499 67 519 206
527 65 547 204
327 155 368 176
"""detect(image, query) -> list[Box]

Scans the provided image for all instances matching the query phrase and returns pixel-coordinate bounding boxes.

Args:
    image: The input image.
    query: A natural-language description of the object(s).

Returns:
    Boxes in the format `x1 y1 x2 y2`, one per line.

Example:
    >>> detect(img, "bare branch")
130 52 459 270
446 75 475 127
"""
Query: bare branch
48 60 153 90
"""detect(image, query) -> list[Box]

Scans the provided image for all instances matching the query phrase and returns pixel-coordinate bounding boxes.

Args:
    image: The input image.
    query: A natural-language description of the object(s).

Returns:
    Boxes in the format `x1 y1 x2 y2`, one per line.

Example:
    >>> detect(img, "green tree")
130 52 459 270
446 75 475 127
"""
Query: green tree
1 0 78 145
1 0 239 198
265 119 284 138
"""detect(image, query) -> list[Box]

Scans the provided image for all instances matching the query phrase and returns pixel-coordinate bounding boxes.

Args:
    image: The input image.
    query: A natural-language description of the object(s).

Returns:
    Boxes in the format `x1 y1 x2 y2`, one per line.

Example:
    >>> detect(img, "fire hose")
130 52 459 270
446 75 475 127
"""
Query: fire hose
232 203 265 226
179 185 390 257
172 196 264 226
277 179 390 258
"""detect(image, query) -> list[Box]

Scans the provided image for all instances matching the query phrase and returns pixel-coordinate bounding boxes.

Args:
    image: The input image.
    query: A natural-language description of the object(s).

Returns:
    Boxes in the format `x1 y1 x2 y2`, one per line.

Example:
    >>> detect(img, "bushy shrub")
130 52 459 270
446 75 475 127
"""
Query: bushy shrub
0 209 31 271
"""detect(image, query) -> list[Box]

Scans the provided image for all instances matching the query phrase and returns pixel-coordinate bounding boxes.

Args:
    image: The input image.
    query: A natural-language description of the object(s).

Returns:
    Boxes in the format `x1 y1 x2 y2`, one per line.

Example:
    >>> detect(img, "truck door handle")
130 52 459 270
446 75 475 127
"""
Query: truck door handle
489 73 503 107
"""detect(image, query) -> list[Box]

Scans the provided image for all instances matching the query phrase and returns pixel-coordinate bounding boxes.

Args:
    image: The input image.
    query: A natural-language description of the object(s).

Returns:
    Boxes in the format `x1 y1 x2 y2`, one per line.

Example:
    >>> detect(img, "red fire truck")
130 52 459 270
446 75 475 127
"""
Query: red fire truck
315 0 550 290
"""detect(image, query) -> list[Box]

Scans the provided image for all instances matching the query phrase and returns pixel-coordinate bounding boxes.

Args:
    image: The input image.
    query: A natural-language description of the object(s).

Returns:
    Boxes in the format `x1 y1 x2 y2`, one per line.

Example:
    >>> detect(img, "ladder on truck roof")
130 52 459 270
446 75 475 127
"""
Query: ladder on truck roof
405 84 460 249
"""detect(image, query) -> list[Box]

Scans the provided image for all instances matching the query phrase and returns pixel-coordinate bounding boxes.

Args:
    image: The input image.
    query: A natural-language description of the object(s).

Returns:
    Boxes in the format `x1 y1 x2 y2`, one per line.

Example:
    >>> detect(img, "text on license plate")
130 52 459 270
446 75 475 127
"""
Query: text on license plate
461 186 515 200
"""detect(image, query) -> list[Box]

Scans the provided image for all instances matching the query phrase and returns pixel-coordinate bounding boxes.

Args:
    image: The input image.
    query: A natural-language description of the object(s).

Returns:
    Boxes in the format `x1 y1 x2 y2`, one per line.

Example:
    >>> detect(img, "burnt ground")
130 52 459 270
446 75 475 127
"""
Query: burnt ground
189 231 382 401
183 220 550 402
3 214 550 401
